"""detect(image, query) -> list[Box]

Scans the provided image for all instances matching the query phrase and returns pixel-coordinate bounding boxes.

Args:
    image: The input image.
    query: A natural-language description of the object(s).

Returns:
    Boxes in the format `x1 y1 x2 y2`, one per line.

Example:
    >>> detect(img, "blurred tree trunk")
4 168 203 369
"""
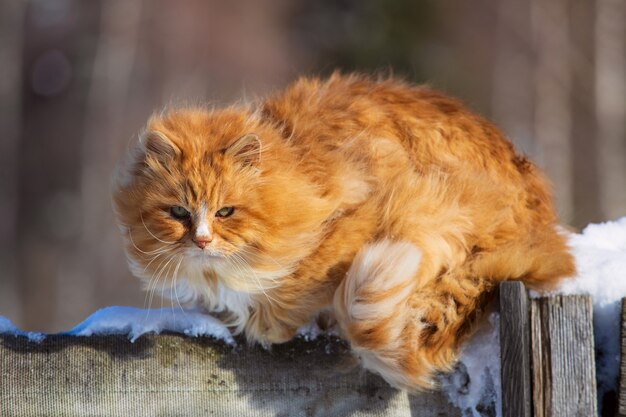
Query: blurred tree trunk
531 0 573 223
0 1 25 322
570 0 603 227
596 0 626 220
74 0 144 325
491 0 534 155
17 1 103 331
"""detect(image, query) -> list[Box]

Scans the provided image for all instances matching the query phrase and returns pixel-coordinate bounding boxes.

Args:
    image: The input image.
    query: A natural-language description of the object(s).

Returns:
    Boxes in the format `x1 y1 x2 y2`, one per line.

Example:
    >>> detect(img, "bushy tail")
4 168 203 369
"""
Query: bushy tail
333 240 439 389
334 239 497 391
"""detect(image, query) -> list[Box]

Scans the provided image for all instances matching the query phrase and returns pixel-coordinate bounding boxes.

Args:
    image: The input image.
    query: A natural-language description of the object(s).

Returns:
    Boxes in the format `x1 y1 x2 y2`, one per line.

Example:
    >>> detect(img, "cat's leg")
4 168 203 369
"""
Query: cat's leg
333 240 493 390
244 287 329 346
469 225 575 291
244 302 300 346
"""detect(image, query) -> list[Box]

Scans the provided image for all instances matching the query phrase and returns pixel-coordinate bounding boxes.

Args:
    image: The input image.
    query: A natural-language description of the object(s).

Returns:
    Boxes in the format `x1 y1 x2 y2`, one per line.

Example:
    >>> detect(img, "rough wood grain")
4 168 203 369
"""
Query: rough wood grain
618 298 626 416
531 300 545 417
531 295 597 417
0 333 461 417
499 281 532 417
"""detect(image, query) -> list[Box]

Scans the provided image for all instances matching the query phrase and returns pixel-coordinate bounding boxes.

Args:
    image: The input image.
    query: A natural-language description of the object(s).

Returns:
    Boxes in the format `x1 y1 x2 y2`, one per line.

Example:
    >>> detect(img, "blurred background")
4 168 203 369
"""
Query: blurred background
1 0 624 332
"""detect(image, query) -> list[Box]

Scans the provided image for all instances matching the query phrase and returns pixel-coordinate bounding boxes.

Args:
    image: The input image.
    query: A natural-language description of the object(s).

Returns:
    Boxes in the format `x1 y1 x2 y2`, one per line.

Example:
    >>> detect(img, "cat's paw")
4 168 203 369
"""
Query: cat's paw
244 309 297 346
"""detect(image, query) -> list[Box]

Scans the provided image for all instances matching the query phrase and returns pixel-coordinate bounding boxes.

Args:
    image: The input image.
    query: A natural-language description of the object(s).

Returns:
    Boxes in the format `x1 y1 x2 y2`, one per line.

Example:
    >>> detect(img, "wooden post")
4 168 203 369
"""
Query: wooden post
531 295 597 417
618 298 626 416
499 281 533 417
0 334 461 417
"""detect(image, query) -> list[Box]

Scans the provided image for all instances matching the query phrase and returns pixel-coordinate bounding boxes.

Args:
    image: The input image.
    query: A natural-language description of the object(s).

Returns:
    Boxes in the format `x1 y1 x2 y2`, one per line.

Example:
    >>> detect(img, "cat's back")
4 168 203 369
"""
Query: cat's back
262 73 557 226
263 73 528 180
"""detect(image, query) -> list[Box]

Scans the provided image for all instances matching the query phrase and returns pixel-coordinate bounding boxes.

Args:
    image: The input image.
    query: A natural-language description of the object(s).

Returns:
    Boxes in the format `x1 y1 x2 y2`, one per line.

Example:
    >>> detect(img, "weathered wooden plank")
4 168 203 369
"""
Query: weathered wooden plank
0 334 461 417
499 281 532 417
531 300 545 417
531 295 597 417
618 298 626 416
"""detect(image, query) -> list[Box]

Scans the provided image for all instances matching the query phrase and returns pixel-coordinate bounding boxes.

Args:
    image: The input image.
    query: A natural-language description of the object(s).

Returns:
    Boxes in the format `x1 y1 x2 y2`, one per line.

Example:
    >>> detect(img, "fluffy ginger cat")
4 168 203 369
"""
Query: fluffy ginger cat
113 73 574 390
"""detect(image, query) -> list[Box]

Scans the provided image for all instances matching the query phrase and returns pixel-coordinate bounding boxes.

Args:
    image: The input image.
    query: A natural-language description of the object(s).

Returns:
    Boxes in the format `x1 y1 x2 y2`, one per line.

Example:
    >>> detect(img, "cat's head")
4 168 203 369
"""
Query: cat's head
113 108 334 296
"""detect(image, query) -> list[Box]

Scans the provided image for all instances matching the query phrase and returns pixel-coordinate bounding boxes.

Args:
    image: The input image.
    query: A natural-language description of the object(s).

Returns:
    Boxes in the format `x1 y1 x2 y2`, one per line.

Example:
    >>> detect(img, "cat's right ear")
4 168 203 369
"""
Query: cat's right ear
224 133 262 168
140 130 180 162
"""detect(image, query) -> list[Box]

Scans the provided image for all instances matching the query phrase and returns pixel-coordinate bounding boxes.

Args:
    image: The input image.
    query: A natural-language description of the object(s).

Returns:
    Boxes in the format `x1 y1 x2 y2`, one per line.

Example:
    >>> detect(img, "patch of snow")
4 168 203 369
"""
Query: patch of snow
296 321 322 342
545 217 626 410
1 307 234 345
441 312 502 417
66 306 234 344
0 316 45 343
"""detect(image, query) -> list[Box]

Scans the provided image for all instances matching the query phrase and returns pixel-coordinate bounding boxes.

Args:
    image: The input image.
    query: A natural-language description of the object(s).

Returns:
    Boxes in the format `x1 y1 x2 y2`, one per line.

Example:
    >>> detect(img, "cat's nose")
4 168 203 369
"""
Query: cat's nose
192 236 212 249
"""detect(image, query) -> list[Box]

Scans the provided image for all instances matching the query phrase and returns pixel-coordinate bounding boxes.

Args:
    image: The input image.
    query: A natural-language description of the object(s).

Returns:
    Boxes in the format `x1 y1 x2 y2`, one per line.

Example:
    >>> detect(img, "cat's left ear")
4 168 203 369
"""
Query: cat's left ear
141 130 181 162
224 133 261 168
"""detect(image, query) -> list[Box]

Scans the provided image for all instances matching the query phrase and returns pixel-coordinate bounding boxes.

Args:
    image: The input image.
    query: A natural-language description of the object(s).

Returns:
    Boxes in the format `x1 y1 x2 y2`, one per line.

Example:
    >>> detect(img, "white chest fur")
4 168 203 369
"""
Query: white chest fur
164 263 253 334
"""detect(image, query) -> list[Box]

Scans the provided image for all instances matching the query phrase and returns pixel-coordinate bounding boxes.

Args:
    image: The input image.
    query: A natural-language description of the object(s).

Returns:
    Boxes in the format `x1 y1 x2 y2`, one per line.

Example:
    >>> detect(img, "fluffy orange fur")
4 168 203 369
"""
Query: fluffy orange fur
113 73 575 390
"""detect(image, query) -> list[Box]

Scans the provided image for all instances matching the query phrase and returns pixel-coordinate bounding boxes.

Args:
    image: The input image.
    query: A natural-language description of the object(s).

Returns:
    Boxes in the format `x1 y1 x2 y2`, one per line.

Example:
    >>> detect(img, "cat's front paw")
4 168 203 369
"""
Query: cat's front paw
244 310 297 347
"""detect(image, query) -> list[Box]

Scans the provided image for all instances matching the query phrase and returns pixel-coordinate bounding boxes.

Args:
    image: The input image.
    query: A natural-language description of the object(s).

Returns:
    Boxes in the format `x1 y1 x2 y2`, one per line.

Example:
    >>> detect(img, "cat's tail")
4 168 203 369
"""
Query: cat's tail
333 240 436 390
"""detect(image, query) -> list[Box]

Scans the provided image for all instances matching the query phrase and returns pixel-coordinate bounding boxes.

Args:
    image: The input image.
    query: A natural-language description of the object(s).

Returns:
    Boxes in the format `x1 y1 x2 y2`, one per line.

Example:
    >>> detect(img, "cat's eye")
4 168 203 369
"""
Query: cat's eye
215 207 235 218
170 206 190 220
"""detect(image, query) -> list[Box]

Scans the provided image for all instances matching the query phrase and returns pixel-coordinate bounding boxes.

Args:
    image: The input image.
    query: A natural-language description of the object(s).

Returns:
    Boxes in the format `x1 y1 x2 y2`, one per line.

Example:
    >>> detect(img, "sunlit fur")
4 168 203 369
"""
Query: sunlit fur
112 73 575 390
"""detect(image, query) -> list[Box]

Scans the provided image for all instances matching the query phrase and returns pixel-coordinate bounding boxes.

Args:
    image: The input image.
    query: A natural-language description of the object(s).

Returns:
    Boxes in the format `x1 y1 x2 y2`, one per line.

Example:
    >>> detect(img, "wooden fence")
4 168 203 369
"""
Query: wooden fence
0 282 622 417
499 282 599 417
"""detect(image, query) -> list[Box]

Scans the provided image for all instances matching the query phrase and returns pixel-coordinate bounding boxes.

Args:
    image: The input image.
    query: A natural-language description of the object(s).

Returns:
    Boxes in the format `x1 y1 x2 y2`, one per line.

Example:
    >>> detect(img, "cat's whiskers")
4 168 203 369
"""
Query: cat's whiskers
142 267 159 312
143 252 177 320
151 254 178 310
225 253 250 287
143 249 171 272
171 255 187 315
234 256 276 306
160 253 179 319
142 249 173 310
227 254 254 292
237 246 287 281
140 211 177 245
144 255 171 322
230 253 279 306
128 227 172 256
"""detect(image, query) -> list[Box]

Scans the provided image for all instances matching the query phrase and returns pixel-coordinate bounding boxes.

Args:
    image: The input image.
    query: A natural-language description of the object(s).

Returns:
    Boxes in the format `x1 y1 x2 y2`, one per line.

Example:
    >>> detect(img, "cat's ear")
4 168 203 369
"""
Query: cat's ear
141 130 180 162
224 133 261 168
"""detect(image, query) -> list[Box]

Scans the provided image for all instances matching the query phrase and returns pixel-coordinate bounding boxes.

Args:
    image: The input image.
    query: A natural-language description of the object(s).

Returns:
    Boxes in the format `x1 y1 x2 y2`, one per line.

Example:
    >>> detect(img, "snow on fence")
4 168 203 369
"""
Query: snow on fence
0 281 623 417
